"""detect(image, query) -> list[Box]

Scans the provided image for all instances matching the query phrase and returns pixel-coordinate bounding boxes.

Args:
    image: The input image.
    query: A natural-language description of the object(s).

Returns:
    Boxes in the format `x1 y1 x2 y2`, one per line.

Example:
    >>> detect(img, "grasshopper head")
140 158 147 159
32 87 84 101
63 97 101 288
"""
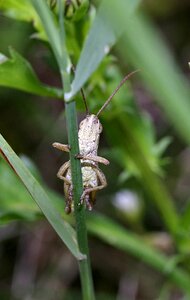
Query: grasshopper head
78 114 102 151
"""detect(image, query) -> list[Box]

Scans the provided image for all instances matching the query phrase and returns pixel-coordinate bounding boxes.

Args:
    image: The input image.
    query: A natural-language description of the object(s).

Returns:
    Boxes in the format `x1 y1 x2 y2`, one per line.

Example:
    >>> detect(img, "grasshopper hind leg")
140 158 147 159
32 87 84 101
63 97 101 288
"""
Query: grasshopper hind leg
87 191 97 211
84 192 95 211
64 183 73 214
81 167 106 210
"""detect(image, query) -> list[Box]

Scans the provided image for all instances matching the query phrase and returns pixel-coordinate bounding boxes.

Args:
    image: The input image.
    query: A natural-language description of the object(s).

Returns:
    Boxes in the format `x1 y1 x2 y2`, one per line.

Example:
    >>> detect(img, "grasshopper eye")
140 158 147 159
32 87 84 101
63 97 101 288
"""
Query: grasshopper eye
80 120 84 127
93 117 98 124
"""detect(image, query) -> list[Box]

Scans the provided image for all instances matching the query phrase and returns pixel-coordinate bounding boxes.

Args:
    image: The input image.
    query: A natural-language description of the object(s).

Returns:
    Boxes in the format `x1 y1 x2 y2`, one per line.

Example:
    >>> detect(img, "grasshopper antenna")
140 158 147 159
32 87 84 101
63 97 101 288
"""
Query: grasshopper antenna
80 85 89 115
96 69 140 117
71 65 89 115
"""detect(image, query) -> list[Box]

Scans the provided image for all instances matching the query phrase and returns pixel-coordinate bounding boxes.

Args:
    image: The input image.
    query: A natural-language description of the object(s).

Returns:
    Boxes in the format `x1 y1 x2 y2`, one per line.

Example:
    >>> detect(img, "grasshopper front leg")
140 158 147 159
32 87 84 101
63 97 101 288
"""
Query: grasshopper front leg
76 154 110 165
56 161 71 184
53 142 70 153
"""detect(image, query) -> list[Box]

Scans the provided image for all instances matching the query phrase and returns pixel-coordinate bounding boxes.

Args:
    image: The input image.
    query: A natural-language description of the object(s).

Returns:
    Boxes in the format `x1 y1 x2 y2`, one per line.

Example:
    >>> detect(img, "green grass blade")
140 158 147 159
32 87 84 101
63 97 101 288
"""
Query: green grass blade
70 0 140 98
32 2 94 298
177 203 190 253
87 213 190 294
118 11 190 144
0 156 41 223
65 101 95 299
0 134 84 260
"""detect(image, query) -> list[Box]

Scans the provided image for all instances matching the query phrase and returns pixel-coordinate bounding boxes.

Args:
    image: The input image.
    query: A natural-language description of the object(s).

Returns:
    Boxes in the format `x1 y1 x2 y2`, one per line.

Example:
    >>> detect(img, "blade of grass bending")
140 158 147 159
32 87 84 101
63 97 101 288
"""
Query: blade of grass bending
57 0 95 297
32 0 95 298
0 134 84 260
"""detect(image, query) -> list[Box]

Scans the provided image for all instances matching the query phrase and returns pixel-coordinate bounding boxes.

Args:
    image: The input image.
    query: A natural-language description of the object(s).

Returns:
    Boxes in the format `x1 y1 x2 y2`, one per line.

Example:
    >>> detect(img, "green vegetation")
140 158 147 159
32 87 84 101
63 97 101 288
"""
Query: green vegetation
0 0 190 299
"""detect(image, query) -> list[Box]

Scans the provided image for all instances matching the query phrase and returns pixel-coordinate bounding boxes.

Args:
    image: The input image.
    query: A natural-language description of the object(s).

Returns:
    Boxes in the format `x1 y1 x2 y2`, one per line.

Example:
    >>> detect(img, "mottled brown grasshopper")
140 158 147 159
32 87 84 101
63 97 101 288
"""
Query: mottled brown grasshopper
53 70 138 213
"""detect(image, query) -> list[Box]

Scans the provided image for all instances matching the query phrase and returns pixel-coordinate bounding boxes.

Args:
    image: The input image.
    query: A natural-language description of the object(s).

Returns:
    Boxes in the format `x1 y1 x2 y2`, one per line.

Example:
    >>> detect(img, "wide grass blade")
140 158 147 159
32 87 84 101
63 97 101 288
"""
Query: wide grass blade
0 134 84 260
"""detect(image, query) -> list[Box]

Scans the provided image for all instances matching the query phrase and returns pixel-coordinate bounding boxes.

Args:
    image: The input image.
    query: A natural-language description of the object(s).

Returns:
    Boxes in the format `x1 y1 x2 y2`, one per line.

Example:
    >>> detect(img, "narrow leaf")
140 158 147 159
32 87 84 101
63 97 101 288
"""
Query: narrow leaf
70 0 140 98
0 48 62 98
0 134 84 260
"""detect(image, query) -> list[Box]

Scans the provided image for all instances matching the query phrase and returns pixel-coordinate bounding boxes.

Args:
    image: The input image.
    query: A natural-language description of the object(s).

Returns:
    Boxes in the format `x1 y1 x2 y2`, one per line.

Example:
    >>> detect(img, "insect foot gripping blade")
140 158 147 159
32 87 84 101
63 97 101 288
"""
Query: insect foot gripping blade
53 70 138 213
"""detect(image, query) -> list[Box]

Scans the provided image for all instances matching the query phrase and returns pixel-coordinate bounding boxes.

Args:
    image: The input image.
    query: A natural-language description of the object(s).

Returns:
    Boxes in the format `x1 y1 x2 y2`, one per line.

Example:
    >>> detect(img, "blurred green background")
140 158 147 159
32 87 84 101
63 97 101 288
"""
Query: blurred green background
0 0 190 299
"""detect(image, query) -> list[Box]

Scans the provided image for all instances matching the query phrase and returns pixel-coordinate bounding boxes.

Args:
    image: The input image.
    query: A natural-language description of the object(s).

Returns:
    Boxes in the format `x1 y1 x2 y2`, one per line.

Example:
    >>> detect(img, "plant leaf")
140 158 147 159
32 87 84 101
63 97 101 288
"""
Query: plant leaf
0 48 62 98
0 155 66 224
0 133 84 260
0 0 46 40
0 0 34 21
70 0 140 98
0 156 40 224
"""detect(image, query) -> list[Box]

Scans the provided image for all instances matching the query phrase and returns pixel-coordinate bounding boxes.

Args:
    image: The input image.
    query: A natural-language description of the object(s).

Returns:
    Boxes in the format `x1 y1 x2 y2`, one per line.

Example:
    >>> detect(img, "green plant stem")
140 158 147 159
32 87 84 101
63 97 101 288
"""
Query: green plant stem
31 1 95 298
31 0 62 64
58 0 95 296
65 102 95 300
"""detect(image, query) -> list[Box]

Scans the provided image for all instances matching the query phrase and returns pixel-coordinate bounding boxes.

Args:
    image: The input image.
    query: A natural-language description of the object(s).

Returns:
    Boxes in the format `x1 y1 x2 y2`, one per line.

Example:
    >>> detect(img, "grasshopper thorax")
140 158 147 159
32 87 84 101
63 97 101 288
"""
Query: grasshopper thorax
78 114 102 155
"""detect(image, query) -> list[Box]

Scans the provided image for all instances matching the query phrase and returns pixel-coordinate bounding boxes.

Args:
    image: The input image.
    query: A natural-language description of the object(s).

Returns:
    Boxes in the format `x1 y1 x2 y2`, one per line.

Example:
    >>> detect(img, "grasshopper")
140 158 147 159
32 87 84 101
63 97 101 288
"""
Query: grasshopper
53 70 138 214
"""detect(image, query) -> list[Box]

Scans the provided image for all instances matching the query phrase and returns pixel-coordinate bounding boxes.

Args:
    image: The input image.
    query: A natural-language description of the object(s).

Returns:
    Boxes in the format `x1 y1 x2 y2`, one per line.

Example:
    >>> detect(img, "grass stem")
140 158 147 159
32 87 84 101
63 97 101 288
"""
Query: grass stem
65 102 95 300
31 0 95 298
